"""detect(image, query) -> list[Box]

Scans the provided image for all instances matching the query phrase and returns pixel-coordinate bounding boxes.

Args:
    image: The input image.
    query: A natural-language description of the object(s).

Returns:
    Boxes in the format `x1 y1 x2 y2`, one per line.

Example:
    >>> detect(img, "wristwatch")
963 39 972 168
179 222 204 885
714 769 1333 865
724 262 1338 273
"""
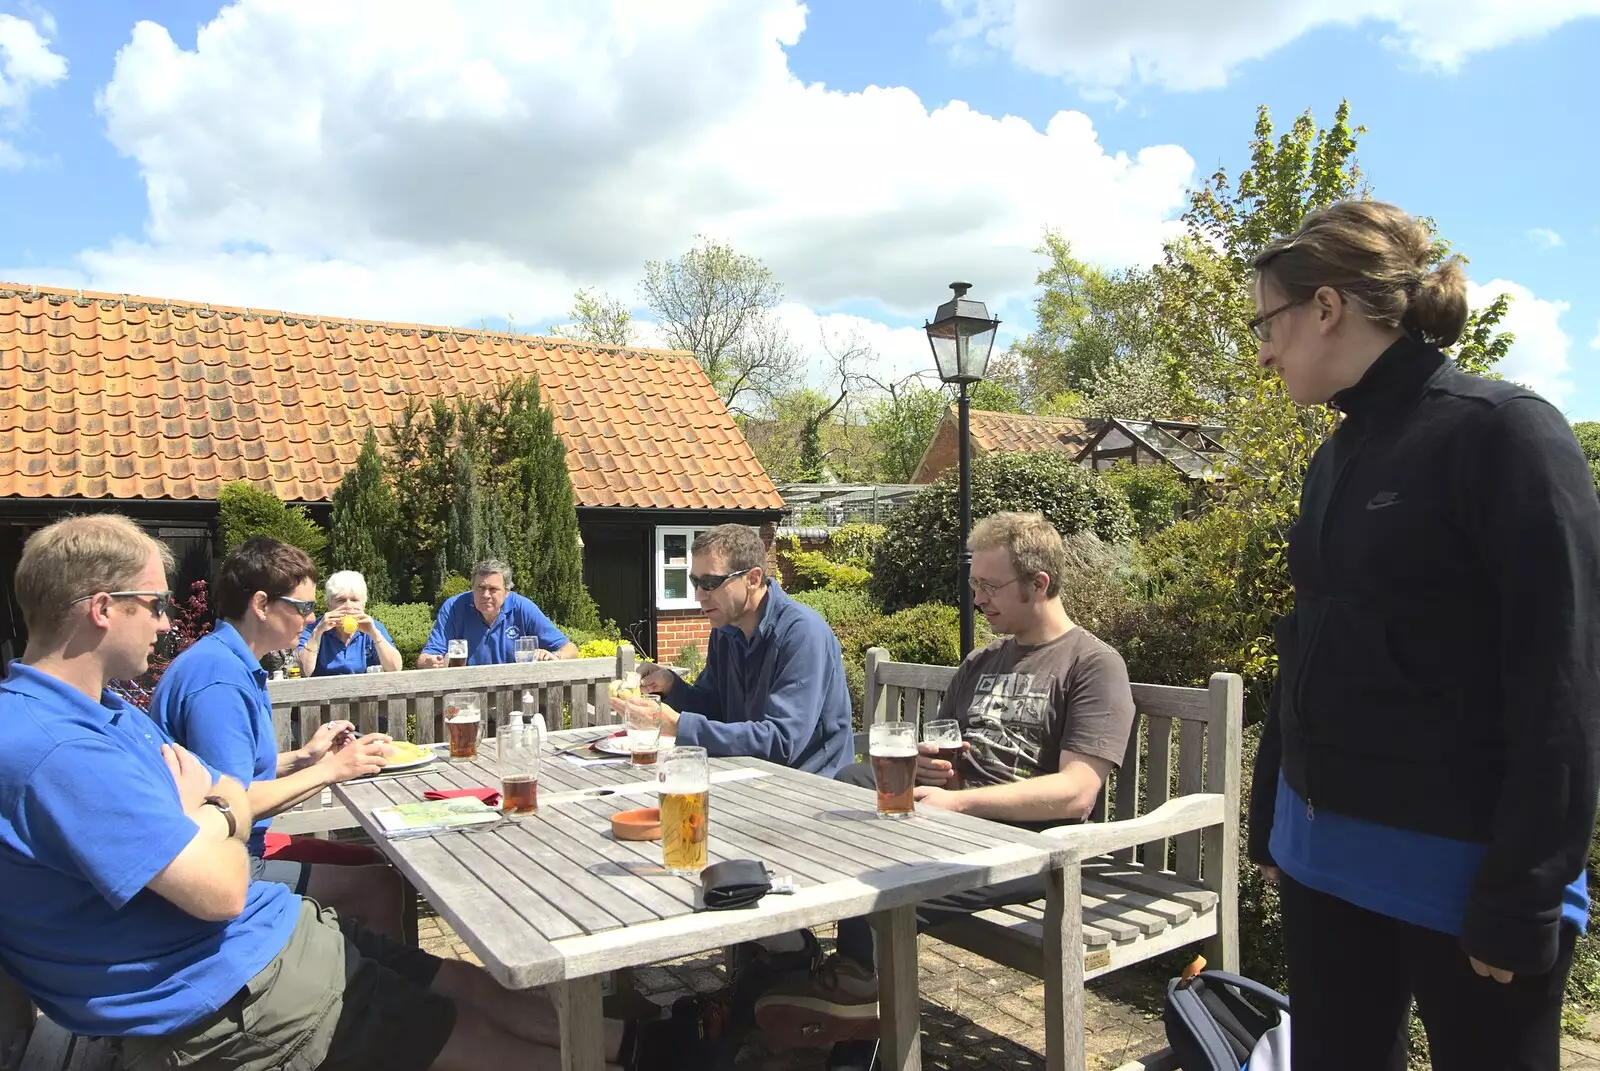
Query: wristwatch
202 795 237 838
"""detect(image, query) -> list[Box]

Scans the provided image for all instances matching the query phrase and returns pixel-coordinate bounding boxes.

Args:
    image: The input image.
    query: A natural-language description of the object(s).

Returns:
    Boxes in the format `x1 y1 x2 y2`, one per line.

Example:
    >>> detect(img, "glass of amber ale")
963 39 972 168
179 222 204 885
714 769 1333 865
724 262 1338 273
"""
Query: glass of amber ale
921 718 966 791
443 692 481 759
870 722 917 819
659 746 709 875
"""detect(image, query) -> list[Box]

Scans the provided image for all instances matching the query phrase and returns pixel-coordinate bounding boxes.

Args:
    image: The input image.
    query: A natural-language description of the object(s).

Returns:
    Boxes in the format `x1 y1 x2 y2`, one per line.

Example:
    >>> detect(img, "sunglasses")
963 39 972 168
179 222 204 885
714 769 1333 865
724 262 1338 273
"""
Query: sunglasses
276 595 318 615
72 590 172 618
687 568 753 592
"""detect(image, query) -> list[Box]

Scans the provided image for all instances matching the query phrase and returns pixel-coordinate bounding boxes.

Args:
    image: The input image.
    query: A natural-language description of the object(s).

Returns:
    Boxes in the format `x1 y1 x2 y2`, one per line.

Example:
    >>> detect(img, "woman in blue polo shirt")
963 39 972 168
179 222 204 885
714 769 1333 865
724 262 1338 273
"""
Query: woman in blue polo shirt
295 570 402 677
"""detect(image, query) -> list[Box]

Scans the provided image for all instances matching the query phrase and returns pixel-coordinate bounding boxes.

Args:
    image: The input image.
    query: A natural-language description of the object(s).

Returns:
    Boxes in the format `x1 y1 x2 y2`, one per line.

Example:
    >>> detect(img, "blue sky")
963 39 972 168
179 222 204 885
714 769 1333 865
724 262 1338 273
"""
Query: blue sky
1 0 1596 416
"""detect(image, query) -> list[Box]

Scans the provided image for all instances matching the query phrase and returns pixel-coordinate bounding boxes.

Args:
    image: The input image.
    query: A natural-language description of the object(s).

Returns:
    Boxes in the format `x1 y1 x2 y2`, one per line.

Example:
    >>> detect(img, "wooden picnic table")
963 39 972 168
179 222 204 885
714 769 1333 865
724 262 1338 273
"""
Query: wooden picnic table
333 726 1074 1071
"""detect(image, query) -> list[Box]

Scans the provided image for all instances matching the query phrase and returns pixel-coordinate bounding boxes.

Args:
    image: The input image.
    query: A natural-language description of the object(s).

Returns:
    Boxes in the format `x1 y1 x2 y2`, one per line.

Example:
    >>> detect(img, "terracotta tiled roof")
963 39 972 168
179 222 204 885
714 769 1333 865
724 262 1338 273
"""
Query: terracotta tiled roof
911 408 1099 483
0 283 783 511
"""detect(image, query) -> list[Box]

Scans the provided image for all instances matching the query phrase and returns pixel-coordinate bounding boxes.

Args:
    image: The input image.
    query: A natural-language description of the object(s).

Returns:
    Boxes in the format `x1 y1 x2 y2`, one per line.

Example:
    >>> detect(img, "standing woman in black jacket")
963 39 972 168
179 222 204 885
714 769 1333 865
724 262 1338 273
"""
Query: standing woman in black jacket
1246 200 1600 1071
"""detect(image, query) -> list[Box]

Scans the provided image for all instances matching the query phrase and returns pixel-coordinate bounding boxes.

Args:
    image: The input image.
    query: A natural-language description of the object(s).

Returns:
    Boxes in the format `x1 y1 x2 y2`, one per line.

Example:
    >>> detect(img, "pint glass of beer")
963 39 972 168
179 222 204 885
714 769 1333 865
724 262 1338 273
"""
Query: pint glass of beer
443 692 481 759
870 722 917 819
659 746 709 875
624 695 663 766
922 718 966 792
446 639 469 668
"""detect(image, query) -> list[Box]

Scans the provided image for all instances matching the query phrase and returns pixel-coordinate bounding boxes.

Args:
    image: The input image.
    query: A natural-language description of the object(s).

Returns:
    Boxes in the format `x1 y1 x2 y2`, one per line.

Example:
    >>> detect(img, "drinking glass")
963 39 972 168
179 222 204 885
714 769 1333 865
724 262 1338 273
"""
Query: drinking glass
514 637 538 663
659 747 709 874
922 718 966 791
624 695 663 766
869 722 917 819
443 692 481 759
446 639 469 668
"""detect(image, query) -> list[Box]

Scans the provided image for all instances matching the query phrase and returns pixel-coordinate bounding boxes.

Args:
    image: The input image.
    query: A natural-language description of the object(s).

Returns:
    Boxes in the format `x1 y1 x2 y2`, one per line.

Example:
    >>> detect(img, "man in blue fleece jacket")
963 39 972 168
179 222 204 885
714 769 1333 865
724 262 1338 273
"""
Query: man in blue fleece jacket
634 524 852 777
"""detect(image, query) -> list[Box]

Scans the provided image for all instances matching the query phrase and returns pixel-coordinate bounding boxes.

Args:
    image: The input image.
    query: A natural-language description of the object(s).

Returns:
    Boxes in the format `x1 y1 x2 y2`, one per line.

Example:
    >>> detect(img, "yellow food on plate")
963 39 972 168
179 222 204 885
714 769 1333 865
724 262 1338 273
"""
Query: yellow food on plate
385 741 432 763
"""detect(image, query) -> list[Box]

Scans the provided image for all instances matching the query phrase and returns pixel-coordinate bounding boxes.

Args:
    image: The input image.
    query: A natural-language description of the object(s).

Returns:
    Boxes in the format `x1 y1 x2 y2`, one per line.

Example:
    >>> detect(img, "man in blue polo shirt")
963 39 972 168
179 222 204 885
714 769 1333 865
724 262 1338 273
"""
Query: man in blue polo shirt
633 524 852 777
416 558 578 667
151 538 403 938
0 515 728 1071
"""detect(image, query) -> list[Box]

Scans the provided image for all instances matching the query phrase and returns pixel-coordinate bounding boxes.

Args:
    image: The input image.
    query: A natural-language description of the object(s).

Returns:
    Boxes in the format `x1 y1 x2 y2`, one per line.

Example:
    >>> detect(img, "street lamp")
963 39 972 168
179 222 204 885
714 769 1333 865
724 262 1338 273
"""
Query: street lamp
924 281 1000 657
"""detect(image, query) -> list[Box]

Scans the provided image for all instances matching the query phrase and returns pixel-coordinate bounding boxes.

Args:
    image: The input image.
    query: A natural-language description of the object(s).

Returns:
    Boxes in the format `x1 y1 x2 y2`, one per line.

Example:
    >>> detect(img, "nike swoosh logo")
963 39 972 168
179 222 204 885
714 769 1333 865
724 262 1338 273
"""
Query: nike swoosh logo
1365 494 1402 511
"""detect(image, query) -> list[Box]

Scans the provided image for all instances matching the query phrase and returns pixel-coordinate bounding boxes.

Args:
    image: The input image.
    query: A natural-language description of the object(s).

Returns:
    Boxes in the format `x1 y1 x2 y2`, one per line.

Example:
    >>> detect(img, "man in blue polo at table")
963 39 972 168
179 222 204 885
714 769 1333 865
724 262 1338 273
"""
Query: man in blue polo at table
415 559 579 668
631 524 852 778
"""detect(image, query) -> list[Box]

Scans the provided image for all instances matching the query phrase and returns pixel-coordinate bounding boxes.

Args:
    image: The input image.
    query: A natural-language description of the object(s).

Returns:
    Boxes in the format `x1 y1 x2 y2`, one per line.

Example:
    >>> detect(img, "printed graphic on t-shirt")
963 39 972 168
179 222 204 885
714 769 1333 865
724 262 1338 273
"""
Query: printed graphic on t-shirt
965 672 1054 779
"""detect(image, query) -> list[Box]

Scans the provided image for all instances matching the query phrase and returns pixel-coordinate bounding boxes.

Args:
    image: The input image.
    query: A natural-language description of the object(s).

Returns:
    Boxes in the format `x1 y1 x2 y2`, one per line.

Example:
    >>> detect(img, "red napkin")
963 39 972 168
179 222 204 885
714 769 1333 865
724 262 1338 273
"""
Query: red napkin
423 787 500 806
262 833 385 866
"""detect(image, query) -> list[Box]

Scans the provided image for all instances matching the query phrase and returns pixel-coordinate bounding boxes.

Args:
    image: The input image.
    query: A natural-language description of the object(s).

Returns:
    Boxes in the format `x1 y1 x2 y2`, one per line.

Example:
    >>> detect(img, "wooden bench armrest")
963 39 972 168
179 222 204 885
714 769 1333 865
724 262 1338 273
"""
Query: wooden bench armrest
1039 793 1226 857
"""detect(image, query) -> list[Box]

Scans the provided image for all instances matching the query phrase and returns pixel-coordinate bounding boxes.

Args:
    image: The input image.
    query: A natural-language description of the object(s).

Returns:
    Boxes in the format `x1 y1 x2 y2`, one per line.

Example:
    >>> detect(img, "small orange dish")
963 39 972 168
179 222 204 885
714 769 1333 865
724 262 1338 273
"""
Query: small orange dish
611 807 662 841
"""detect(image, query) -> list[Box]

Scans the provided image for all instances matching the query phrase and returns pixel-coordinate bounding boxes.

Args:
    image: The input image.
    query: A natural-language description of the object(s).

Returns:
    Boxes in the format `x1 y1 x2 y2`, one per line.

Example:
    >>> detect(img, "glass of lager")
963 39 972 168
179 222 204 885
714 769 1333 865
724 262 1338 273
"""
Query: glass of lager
922 718 966 791
659 746 709 875
870 722 917 819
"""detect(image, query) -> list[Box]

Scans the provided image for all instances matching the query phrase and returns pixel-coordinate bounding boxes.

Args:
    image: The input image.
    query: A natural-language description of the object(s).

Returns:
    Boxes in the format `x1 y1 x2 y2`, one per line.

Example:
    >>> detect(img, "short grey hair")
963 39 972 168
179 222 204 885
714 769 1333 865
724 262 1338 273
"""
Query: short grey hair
324 570 369 604
472 559 513 589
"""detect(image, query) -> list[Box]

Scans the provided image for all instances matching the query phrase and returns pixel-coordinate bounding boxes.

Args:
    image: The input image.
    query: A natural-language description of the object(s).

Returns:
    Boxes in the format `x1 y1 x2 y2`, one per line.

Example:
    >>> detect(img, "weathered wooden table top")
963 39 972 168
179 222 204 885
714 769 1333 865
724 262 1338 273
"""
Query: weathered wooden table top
335 726 1068 989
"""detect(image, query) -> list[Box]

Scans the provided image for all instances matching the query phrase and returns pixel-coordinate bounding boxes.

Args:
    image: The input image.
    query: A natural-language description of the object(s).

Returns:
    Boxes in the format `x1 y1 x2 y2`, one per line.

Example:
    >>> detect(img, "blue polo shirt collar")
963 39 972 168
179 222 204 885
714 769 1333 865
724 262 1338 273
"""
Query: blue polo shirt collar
212 622 267 686
0 662 128 727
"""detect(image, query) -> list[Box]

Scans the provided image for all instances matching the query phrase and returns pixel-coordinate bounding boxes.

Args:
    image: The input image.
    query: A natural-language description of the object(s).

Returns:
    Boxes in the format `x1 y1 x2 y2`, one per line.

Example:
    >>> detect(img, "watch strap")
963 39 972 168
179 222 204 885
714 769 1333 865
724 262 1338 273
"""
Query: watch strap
202 794 238 838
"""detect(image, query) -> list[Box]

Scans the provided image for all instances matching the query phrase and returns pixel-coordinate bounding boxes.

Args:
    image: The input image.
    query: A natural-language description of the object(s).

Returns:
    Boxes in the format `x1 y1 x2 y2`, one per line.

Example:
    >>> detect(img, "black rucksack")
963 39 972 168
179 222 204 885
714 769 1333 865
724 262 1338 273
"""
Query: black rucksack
1164 965 1291 1071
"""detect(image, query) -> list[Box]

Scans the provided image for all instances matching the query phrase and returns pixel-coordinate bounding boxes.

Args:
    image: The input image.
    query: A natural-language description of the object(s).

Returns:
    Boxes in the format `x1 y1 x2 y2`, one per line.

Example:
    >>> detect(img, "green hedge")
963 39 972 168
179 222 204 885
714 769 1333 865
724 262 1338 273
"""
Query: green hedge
368 602 435 668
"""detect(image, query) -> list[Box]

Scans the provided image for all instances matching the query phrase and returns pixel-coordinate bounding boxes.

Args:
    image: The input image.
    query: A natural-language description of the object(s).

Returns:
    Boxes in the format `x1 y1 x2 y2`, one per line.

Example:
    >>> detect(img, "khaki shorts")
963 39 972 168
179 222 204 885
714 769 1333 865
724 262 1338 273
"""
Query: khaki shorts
120 898 455 1071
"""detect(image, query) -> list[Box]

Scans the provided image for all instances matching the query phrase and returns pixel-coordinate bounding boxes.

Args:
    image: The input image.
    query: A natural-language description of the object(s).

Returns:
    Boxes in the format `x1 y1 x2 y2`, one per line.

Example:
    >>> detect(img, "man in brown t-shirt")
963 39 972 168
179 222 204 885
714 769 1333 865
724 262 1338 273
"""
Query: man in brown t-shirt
753 514 1136 1066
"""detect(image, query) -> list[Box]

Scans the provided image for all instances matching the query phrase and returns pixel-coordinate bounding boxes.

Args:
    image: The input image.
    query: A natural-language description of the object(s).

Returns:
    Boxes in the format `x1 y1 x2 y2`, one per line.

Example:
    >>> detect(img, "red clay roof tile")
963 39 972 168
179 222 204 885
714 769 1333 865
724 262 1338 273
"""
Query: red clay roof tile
0 283 782 511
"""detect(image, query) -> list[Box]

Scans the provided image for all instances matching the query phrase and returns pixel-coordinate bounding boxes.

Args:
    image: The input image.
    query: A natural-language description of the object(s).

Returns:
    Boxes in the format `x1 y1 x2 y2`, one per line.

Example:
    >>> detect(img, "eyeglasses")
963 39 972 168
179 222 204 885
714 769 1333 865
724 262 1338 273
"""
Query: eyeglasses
687 568 753 592
1246 298 1310 342
968 576 1023 598
276 596 318 616
71 590 172 618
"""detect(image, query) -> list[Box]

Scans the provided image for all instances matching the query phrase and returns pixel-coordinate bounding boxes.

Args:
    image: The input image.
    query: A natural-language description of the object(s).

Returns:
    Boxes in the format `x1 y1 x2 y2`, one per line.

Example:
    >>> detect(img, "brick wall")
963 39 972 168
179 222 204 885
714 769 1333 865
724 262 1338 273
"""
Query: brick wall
656 609 711 665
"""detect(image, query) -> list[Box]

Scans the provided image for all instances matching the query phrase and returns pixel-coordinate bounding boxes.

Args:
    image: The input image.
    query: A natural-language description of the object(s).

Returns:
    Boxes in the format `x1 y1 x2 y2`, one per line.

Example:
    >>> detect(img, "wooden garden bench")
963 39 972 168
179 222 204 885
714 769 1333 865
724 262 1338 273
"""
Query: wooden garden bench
860 646 1243 1071
265 646 637 836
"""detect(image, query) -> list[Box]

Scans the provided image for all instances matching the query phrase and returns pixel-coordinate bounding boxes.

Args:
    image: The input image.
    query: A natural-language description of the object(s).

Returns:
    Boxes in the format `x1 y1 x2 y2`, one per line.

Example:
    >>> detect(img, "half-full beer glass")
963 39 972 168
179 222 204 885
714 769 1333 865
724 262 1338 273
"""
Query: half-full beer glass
870 722 917 819
922 718 966 791
446 639 469 668
443 692 481 759
659 746 709 875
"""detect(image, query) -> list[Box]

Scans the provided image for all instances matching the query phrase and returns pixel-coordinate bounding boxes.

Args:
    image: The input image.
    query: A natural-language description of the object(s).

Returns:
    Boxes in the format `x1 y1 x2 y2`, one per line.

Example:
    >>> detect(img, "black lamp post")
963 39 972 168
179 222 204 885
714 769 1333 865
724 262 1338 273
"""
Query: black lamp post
924 282 1000 657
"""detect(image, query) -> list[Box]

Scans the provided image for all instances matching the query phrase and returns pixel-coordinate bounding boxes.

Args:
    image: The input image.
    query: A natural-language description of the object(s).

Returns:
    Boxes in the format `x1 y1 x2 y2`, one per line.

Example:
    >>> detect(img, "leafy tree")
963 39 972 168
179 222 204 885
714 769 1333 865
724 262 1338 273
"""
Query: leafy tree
869 451 1134 612
1100 462 1190 537
1573 422 1600 496
374 376 598 628
865 382 947 483
216 481 327 568
639 236 802 415
328 430 397 601
969 379 1024 413
551 287 633 346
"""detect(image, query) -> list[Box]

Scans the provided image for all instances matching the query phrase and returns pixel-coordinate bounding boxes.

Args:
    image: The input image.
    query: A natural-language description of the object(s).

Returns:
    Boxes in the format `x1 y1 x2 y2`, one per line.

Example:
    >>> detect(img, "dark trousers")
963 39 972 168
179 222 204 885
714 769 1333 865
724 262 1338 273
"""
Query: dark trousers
831 764 1050 970
1280 872 1577 1071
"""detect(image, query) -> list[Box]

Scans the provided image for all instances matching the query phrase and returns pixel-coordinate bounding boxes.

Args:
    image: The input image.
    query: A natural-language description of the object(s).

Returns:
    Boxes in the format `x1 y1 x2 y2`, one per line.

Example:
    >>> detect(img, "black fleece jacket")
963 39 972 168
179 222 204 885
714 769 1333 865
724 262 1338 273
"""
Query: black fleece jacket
1247 335 1600 976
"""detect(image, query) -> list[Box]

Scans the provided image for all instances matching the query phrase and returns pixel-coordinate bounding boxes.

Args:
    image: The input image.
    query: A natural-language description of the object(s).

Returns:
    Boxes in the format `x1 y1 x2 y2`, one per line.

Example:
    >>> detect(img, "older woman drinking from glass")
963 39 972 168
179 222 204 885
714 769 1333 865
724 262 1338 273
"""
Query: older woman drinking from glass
295 570 403 676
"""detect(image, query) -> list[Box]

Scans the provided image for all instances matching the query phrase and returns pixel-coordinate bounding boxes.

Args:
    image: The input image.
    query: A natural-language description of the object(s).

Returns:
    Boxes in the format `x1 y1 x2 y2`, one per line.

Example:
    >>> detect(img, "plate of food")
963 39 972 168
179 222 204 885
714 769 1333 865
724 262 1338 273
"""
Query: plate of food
382 740 440 771
590 732 676 757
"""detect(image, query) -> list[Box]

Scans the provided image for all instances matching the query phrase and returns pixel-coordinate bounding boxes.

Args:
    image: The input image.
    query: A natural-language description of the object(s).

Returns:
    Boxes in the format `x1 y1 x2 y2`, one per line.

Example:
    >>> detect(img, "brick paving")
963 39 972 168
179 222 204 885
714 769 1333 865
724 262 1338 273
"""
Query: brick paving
419 909 1600 1069
418 913 1169 1070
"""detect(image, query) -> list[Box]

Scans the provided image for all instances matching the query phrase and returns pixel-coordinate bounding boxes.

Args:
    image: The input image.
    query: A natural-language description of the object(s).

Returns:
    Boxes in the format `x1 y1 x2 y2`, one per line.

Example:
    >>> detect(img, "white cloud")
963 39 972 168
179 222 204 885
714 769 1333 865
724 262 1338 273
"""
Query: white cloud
1467 279 1575 407
1528 227 1564 249
0 11 68 167
938 0 1600 92
30 0 1192 352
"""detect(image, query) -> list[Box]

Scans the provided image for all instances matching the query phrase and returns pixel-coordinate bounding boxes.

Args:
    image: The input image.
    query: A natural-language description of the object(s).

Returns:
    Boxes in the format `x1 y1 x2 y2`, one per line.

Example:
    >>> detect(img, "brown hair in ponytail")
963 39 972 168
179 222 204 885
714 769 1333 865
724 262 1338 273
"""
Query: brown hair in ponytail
1252 200 1470 348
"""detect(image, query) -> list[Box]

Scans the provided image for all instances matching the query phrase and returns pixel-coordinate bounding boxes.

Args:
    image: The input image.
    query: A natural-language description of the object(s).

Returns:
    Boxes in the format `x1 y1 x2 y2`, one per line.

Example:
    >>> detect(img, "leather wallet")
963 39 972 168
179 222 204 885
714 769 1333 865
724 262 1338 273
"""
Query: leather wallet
699 859 772 910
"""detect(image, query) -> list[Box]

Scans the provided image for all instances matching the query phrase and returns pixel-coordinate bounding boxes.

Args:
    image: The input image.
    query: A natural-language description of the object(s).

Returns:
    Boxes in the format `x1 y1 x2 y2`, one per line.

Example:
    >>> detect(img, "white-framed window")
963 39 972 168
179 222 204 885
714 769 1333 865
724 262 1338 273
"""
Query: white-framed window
655 526 710 610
